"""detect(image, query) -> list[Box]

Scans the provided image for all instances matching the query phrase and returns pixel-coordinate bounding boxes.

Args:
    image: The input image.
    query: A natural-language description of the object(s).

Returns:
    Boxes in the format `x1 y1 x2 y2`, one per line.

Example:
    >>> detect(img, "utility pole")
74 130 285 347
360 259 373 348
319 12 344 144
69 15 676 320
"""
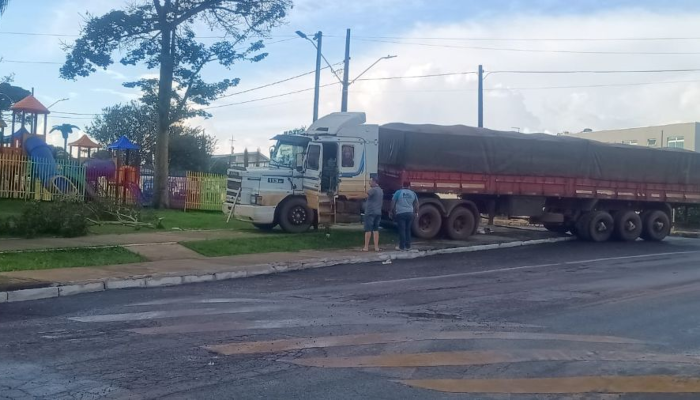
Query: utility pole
478 65 484 128
312 32 322 121
341 28 351 112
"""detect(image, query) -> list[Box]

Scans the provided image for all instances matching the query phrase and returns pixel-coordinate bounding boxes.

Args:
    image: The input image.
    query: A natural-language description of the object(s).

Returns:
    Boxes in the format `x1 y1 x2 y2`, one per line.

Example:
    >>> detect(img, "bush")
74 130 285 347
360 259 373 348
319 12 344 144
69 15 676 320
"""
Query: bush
9 201 89 238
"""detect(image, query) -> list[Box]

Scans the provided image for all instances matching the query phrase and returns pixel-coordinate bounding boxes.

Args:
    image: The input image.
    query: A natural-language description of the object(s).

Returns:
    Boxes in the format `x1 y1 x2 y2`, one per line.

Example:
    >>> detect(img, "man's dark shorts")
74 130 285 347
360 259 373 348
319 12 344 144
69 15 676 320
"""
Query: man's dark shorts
364 214 381 232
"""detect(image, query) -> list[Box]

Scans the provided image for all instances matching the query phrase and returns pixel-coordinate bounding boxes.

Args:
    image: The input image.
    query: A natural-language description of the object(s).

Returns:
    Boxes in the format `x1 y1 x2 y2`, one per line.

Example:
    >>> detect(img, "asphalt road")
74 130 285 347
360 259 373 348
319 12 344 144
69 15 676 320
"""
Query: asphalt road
3 238 700 399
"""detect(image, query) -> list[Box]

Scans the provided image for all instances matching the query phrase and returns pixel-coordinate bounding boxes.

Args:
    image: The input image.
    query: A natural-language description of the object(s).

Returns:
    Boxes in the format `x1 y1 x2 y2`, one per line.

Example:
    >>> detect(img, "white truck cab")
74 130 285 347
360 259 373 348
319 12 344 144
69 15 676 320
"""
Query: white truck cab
224 112 378 232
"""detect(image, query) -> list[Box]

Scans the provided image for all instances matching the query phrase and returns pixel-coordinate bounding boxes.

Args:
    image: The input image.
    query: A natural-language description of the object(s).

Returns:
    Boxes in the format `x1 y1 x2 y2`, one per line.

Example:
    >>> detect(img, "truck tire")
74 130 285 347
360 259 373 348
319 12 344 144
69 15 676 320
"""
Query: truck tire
543 223 571 234
444 207 476 240
612 211 642 242
412 204 442 239
640 210 671 242
253 223 276 231
574 213 593 241
278 197 313 233
586 211 614 242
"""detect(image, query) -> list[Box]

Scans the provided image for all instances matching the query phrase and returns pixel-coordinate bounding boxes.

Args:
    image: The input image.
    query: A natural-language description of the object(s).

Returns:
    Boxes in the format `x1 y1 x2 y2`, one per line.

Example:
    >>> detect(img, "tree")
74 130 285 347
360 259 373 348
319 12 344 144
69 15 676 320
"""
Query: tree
60 0 291 208
50 124 80 155
85 101 216 172
0 0 8 16
0 76 31 114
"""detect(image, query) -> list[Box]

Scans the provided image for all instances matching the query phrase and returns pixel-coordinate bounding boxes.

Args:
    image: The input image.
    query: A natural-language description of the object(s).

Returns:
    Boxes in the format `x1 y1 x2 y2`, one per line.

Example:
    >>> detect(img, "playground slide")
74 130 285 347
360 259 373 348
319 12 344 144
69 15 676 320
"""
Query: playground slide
23 135 73 193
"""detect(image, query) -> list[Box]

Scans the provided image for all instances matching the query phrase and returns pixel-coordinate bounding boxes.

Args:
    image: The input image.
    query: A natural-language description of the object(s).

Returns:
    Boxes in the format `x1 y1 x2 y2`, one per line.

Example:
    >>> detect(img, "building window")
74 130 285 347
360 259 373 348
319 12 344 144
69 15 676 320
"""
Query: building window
667 136 685 149
307 145 321 170
622 140 638 145
341 145 355 168
647 138 657 147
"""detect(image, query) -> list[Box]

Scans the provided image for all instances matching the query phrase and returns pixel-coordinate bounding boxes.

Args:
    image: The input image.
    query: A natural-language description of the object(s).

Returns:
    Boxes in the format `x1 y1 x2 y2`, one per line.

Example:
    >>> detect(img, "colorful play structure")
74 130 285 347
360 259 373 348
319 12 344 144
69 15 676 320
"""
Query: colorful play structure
0 93 225 210
0 94 143 204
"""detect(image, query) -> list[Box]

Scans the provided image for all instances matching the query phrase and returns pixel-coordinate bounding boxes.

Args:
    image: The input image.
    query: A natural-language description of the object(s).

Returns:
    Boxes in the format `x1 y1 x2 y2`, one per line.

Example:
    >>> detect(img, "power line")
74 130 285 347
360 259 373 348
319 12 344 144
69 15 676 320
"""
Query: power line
353 38 700 55
487 79 700 91
52 111 98 116
205 83 339 110
0 59 63 65
218 61 343 99
332 35 700 42
356 71 478 81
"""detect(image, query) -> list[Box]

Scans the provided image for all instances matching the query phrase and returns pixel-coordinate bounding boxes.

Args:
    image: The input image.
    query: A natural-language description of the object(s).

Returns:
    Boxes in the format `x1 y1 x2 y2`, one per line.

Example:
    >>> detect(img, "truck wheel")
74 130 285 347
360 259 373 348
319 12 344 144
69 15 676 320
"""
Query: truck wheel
278 198 313 233
586 211 614 242
543 223 571 234
253 223 276 231
574 213 593 241
412 204 442 239
444 207 475 240
613 211 642 242
641 210 671 241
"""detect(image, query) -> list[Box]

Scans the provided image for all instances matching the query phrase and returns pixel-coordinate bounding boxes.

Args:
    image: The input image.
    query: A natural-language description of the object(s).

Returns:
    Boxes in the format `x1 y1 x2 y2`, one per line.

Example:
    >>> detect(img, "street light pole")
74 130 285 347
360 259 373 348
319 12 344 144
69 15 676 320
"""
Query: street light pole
341 28 351 112
313 32 322 122
478 65 484 128
47 98 69 109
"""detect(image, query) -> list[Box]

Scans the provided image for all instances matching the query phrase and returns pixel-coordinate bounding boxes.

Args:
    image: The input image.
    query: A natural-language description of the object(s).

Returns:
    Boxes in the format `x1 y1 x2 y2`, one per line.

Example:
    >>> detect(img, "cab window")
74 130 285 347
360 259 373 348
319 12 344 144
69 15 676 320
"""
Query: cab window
341 145 355 168
307 145 321 170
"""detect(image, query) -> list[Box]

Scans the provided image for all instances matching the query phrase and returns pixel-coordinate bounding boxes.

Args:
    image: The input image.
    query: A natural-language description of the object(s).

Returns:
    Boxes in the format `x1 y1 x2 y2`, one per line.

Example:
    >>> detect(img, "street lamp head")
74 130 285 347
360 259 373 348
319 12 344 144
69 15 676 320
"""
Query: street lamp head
384 55 398 59
295 30 308 39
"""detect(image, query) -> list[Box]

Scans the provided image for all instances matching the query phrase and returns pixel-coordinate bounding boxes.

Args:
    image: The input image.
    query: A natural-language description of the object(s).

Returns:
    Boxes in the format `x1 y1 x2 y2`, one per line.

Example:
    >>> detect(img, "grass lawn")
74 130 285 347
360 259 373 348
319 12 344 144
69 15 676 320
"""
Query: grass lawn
0 199 251 236
182 230 398 257
0 247 145 272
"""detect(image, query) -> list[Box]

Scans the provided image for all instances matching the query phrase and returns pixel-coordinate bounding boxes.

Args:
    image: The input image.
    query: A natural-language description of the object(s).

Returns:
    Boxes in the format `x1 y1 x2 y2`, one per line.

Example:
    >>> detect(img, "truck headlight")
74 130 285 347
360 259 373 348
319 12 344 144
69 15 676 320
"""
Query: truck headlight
250 194 261 205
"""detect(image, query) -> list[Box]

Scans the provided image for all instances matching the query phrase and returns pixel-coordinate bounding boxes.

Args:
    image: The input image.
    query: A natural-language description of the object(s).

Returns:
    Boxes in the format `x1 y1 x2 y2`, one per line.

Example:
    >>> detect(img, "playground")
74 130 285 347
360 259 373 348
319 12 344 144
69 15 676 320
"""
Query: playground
0 94 232 238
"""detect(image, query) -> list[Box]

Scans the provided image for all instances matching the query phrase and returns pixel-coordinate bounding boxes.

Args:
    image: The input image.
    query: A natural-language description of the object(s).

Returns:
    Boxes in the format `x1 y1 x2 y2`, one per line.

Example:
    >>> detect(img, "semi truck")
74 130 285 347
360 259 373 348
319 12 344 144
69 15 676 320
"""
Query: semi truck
225 112 700 242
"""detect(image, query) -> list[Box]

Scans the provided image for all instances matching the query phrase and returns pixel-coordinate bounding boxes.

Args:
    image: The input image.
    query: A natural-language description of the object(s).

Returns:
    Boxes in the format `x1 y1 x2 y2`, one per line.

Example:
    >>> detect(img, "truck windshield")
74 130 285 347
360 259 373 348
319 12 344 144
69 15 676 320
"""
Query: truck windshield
270 141 305 169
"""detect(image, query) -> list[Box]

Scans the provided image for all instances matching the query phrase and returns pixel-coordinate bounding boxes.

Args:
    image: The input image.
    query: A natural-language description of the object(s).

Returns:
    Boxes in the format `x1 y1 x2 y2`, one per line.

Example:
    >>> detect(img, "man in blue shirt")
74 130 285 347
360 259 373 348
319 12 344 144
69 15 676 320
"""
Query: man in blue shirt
391 181 419 251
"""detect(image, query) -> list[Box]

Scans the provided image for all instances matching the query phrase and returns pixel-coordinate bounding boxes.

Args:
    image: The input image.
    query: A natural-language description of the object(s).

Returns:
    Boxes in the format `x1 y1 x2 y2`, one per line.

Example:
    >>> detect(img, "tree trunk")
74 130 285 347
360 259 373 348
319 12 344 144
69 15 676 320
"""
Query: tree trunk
153 22 174 208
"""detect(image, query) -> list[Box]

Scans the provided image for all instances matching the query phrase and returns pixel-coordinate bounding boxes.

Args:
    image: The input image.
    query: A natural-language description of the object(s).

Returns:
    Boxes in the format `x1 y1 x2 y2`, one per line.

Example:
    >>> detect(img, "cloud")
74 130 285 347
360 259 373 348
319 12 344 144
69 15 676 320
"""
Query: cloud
91 88 139 101
99 69 128 80
202 8 700 153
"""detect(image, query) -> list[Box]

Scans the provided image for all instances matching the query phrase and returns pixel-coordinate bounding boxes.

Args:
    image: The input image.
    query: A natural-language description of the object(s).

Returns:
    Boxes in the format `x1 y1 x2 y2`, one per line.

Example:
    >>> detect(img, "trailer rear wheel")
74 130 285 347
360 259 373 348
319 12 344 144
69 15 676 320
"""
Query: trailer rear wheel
613 211 642 242
574 213 593 241
412 204 442 239
640 210 671 241
444 207 476 240
586 211 614 242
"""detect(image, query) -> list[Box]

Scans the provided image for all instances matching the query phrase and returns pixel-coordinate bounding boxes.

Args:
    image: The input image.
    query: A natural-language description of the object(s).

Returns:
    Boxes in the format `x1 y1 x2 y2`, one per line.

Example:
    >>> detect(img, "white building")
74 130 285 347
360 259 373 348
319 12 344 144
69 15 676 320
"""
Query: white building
561 122 699 151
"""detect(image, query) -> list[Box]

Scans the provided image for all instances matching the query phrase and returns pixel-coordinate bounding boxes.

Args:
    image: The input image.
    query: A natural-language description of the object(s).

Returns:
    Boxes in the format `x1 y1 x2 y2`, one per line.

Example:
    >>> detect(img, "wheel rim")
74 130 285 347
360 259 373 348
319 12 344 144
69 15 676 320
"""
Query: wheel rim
419 215 432 231
453 216 467 233
624 219 637 232
596 220 610 232
652 218 666 233
289 206 307 225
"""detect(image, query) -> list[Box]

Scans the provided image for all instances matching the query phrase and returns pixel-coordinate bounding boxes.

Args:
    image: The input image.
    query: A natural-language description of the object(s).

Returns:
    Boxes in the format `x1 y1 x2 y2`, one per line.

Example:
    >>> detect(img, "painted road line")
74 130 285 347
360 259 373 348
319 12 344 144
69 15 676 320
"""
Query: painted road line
363 250 700 286
400 376 700 394
288 350 699 368
128 318 397 335
205 331 641 355
69 305 280 323
127 298 273 307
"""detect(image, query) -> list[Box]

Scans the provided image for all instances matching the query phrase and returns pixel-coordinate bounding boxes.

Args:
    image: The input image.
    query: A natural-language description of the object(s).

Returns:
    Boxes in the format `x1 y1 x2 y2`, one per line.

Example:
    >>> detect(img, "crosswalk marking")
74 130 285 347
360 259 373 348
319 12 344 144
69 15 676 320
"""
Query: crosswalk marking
70 305 279 323
205 331 641 355
400 376 700 394
288 350 699 368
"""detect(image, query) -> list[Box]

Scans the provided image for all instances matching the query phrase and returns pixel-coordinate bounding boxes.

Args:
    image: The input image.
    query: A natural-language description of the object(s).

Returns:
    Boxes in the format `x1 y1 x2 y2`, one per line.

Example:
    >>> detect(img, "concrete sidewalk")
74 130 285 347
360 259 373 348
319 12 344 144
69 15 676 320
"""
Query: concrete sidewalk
0 228 570 301
0 229 257 253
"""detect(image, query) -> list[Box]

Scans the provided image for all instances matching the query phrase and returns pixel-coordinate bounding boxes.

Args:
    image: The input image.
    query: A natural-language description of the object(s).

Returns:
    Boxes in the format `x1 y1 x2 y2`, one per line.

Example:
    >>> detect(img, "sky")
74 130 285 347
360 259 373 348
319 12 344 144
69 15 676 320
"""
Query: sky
2 0 700 154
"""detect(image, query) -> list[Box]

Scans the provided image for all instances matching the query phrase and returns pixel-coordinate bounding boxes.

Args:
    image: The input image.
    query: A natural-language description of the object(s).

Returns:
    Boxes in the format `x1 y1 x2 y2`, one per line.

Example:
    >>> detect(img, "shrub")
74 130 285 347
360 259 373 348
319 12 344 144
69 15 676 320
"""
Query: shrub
12 201 89 238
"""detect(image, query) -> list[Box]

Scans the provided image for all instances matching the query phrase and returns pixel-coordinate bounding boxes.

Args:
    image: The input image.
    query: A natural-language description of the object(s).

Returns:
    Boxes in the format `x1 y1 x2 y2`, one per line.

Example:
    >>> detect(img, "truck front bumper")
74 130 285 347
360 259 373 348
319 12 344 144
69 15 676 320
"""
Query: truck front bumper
229 204 276 225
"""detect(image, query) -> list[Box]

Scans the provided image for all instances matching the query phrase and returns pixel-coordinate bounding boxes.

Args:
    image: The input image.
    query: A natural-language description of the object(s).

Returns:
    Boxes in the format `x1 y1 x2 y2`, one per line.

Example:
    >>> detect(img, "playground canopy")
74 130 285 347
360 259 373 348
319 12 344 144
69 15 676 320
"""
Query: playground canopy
108 135 140 151
69 134 101 160
10 95 50 115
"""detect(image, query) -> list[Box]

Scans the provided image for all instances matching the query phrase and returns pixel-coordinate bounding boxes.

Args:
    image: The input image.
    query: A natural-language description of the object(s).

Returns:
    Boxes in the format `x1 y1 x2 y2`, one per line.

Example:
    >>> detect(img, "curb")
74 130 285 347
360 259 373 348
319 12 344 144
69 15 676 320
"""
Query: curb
1 236 572 303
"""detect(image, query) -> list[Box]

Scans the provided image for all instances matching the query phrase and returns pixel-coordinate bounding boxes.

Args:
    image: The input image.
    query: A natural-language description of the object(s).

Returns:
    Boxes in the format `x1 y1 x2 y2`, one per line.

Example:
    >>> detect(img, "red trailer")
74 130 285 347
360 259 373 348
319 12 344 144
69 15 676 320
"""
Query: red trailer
375 123 700 242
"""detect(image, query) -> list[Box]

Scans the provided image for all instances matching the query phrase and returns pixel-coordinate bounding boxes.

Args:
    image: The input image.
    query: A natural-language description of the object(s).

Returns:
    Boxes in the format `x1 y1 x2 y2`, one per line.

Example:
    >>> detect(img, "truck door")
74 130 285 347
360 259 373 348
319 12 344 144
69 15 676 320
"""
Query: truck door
338 142 367 199
303 143 322 193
